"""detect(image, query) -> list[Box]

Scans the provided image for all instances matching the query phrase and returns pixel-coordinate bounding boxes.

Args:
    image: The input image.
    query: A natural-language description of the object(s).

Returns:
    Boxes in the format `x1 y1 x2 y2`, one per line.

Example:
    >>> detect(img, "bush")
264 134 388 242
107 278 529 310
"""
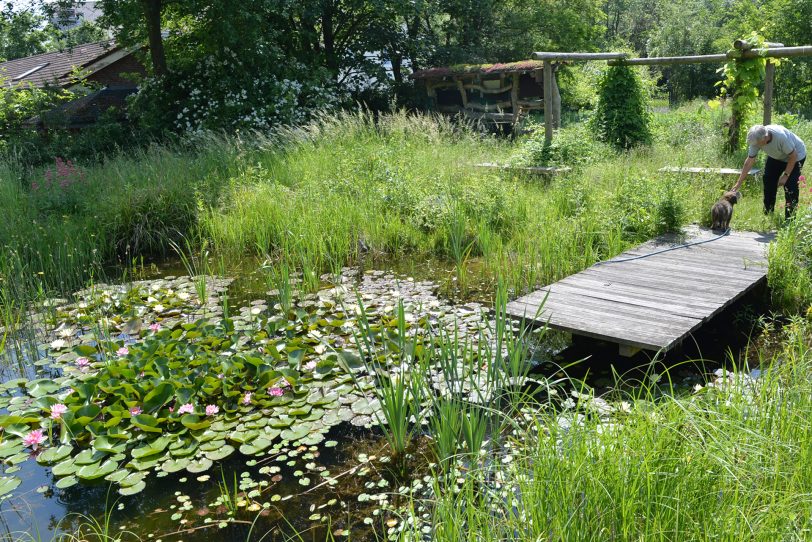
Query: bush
592 65 652 150
511 121 612 167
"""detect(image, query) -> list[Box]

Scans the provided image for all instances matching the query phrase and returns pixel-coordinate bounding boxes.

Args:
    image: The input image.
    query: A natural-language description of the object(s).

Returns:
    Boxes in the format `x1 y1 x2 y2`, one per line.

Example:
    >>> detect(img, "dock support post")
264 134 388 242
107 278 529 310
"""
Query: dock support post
618 344 641 357
763 60 775 125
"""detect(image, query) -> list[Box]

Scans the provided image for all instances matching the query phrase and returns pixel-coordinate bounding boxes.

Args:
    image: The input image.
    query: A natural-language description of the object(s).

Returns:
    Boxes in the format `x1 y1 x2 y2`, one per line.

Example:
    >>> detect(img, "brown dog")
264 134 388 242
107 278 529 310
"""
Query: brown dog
711 191 741 231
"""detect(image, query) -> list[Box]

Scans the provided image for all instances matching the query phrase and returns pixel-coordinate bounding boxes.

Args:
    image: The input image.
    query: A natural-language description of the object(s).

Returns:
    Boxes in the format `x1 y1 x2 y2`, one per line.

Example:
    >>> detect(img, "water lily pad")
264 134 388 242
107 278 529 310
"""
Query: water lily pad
55 475 78 489
187 457 213 473
204 445 235 461
77 459 119 480
239 438 272 456
0 476 21 497
52 459 78 476
119 480 146 496
131 436 171 459
37 444 73 464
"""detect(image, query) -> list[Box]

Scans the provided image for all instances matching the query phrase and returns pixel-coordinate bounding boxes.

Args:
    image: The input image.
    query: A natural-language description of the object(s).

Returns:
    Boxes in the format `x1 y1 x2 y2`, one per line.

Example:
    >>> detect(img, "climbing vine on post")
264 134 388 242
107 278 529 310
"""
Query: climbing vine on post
592 64 651 150
715 33 771 153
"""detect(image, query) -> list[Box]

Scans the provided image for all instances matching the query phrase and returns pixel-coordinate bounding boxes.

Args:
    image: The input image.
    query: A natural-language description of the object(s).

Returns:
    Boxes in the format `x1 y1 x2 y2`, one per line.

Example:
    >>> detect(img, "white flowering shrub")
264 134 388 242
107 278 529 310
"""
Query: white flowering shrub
130 47 346 134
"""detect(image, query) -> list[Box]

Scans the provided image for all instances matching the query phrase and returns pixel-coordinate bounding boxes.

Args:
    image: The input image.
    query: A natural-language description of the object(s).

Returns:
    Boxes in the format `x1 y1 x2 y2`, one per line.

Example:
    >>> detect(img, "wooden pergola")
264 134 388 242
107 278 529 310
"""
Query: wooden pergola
531 41 812 144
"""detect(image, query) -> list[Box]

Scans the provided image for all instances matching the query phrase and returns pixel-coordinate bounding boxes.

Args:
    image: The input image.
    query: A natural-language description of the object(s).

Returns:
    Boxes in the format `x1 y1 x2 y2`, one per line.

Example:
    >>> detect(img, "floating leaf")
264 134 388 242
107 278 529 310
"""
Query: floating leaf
76 459 119 480
0 476 21 497
55 475 78 489
37 445 74 464
119 480 146 496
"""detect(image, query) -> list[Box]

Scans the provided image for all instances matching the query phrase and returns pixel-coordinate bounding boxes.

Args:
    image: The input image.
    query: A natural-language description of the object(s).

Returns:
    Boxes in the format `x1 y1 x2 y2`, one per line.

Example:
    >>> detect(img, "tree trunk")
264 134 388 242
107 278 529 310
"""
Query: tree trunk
142 0 167 77
321 3 338 75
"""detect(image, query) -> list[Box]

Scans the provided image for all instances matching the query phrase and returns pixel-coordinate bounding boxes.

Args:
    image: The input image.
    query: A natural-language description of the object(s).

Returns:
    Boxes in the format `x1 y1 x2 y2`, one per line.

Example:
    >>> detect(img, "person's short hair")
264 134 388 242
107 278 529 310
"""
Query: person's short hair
747 125 769 146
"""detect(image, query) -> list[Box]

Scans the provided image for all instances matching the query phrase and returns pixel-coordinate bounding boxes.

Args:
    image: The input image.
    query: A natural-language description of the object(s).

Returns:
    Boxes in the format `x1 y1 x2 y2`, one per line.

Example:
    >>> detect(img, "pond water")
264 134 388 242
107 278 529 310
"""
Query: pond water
0 257 767 541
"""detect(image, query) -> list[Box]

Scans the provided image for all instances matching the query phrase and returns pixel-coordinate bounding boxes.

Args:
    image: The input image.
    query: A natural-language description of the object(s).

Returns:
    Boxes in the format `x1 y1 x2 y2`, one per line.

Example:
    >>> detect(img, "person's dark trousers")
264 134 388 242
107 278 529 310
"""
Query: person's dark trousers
763 156 806 218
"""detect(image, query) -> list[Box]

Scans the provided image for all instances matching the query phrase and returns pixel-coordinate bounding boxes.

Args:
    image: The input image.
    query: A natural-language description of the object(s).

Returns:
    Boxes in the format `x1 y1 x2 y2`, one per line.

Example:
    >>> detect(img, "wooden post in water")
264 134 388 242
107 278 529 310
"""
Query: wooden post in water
763 60 775 125
543 61 554 144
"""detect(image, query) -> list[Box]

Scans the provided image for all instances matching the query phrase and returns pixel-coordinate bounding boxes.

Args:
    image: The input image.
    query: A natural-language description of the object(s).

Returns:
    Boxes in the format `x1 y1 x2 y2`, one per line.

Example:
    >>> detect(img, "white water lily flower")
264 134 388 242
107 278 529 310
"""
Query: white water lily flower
49 339 66 349
154 304 165 313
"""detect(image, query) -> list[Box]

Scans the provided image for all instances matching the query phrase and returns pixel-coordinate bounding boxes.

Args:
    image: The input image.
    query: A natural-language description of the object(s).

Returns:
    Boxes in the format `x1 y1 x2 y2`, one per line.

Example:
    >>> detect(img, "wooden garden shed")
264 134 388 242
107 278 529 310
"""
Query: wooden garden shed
411 60 560 129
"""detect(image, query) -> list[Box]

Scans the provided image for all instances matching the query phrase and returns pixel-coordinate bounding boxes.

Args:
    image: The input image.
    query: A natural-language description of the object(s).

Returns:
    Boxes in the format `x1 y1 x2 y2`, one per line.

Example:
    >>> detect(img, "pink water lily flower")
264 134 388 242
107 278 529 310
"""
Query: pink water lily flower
278 379 290 388
304 360 318 371
23 430 46 449
117 347 129 356
242 392 253 405
50 404 69 420
129 406 142 416
178 403 195 415
149 323 161 332
75 357 90 369
267 387 284 397
205 405 219 416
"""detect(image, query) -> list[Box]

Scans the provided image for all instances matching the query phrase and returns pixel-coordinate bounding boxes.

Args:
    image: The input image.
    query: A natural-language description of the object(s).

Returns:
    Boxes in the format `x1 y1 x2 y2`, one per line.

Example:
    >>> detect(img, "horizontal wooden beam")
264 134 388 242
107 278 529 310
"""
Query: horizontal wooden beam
531 52 628 61
742 46 812 59
608 54 729 66
608 46 812 66
734 39 784 50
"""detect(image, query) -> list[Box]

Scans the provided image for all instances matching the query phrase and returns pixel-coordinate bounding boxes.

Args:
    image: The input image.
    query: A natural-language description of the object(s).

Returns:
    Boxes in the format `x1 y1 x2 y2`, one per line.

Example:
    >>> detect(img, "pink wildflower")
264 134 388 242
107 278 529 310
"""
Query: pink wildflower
23 430 46 449
31 181 39 191
268 387 284 397
129 406 142 416
243 392 253 405
205 405 219 416
178 403 194 415
75 357 90 369
149 323 161 332
50 404 69 420
217 373 225 380
117 347 129 356
800 175 806 182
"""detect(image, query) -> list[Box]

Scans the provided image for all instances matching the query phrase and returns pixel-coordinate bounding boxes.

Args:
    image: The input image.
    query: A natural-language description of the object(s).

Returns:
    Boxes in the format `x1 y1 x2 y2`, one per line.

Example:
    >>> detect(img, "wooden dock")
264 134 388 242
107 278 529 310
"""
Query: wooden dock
506 227 775 356
658 166 761 176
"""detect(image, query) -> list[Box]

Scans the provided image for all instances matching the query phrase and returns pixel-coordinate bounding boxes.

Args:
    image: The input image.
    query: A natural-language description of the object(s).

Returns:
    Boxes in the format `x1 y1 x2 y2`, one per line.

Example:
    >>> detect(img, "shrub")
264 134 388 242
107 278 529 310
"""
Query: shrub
592 65 652 150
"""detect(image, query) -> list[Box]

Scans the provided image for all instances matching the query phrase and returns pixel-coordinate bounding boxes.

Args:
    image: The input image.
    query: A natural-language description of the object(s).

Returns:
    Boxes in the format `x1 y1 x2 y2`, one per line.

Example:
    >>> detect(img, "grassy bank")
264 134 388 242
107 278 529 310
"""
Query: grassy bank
5 105 811 301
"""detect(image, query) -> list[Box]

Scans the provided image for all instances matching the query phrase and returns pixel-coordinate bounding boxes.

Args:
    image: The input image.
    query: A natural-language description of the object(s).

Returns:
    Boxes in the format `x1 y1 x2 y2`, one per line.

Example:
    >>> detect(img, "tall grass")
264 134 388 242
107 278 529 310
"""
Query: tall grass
413 316 812 542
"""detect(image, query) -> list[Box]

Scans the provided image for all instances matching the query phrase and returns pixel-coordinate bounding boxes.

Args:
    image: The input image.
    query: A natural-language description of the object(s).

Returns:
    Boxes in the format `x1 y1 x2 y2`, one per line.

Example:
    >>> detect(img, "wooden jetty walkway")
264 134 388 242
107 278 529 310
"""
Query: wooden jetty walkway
506 227 775 356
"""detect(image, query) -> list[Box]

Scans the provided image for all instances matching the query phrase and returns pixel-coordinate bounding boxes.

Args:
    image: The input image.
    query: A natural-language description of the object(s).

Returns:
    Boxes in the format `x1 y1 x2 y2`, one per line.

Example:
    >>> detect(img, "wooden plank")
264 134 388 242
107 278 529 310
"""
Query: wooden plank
546 282 718 317
522 290 704 327
556 276 722 309
658 167 761 176
506 300 677 349
597 257 766 281
474 163 571 175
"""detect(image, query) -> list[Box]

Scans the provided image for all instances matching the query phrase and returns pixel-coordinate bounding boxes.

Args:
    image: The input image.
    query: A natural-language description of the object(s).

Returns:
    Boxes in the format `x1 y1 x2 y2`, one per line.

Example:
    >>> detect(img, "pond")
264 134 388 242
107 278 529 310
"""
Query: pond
0 258 765 541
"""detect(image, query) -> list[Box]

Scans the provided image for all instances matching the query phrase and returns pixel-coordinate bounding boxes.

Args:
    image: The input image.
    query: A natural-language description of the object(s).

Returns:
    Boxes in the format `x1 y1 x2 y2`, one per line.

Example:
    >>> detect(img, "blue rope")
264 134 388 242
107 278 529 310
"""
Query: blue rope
595 228 731 265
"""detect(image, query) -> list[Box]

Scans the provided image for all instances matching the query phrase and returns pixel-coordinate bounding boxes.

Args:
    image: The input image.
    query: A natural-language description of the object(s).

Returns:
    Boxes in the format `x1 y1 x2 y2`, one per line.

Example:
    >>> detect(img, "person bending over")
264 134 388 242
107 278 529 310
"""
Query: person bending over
732 124 806 218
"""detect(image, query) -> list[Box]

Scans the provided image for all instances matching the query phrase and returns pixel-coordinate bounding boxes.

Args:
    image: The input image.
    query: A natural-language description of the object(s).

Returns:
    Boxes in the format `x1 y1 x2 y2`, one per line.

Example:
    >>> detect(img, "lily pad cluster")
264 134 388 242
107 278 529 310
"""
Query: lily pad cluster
0 270 494 501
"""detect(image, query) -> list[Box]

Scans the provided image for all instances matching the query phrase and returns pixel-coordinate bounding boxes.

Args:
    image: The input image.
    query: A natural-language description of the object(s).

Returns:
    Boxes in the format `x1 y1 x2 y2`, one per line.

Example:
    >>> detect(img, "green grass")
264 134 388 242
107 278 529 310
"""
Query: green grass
2 103 812 541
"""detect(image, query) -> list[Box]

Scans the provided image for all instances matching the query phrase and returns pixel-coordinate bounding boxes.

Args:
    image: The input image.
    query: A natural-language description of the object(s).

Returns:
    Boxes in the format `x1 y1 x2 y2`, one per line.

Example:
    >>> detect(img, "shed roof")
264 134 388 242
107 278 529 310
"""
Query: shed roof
411 60 546 80
0 40 123 88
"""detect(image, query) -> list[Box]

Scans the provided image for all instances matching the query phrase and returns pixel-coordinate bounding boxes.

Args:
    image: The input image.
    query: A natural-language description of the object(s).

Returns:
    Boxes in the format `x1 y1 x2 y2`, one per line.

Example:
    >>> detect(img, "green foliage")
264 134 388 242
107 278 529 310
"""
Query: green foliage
511 120 612 167
768 208 812 312
715 32 768 153
592 65 652 150
0 80 73 152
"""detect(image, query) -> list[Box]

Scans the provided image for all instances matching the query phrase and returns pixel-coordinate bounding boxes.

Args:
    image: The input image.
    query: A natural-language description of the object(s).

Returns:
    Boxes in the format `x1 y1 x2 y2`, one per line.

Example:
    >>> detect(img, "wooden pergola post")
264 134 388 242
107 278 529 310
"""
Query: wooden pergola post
763 60 775 125
543 61 554 144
